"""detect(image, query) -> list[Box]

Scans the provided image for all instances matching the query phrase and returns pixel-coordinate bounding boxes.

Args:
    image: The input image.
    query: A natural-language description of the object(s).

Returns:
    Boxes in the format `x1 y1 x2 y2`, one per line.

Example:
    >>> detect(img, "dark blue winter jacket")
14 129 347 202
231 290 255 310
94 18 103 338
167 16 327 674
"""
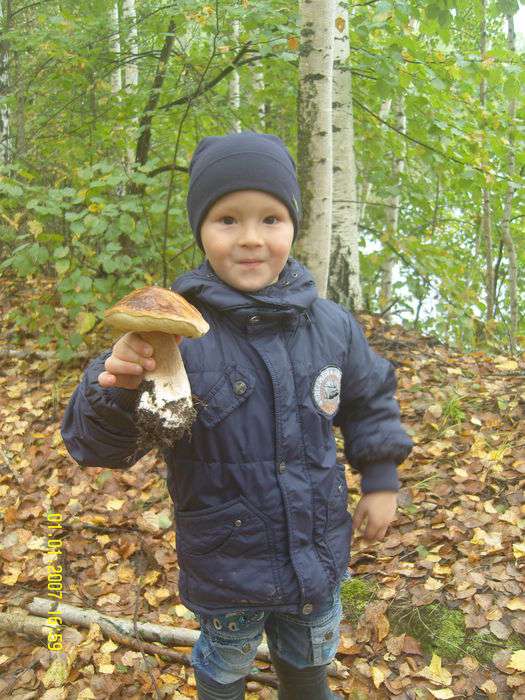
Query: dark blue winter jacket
61 257 413 617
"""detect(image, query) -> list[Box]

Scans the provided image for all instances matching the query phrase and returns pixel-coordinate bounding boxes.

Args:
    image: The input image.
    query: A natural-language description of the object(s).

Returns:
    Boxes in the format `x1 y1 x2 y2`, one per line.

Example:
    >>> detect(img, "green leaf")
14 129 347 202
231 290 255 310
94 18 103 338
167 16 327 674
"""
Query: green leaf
55 259 70 275
75 311 97 335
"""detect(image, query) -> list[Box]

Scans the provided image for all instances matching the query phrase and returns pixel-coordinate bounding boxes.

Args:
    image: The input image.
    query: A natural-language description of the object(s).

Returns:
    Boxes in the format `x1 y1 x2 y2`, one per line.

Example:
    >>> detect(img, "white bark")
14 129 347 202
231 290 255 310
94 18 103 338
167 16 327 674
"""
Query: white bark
379 96 406 317
122 0 139 168
229 20 241 132
296 0 336 297
328 1 362 310
110 2 122 96
501 13 518 347
122 0 139 89
254 62 266 127
0 0 11 164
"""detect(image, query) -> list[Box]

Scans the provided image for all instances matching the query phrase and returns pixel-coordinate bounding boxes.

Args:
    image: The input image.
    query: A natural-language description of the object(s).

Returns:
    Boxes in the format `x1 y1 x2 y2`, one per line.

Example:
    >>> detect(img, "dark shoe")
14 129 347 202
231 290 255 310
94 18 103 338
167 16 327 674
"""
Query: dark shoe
270 648 343 700
195 668 246 700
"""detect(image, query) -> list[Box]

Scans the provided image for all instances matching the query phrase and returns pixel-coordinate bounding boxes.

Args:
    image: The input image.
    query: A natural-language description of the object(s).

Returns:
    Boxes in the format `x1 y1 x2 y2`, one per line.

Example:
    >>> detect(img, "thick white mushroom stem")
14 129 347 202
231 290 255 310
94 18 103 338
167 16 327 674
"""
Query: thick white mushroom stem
134 331 196 447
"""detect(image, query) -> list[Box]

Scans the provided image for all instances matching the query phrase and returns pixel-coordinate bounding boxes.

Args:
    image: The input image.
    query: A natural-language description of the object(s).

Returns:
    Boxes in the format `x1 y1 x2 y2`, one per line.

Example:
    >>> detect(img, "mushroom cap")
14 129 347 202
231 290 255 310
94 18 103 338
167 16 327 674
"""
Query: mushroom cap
103 286 209 338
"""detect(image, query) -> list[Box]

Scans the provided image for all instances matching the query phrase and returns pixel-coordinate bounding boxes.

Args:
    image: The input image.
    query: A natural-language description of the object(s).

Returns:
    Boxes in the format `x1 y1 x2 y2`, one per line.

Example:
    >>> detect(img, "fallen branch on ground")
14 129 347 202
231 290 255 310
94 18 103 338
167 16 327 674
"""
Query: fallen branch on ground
25 597 348 680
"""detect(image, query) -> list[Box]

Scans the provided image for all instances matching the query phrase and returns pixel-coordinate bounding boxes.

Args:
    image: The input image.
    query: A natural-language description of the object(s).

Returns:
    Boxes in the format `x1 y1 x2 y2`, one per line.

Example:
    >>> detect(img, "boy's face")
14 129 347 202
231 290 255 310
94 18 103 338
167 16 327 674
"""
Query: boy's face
200 190 294 293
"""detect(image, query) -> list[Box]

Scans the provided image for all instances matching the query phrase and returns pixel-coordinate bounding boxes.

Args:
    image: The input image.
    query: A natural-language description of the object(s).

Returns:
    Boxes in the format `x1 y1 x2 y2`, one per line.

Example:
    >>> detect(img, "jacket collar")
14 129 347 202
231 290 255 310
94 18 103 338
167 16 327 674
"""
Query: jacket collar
171 257 317 329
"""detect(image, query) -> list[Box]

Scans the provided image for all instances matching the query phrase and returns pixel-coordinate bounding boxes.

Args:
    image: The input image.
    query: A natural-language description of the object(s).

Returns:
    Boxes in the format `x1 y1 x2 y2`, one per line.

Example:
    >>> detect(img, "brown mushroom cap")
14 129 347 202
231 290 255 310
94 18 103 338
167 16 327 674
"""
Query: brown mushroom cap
103 286 209 338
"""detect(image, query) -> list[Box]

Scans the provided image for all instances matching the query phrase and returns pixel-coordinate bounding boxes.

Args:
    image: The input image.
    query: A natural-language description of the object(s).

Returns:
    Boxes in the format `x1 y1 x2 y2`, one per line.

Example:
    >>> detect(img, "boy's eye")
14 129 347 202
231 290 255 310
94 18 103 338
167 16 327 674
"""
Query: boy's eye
219 216 278 224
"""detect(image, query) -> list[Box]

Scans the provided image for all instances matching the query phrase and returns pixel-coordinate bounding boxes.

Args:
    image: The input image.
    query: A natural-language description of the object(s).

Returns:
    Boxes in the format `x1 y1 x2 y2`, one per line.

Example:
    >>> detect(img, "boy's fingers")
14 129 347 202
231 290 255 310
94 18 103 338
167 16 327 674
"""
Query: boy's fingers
105 356 147 376
98 371 116 387
128 333 154 357
98 371 142 390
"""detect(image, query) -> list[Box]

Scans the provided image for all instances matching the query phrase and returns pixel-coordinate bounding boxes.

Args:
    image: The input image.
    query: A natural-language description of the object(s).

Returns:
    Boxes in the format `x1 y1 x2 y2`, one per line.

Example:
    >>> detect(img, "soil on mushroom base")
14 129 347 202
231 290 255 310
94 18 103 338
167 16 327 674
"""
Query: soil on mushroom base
135 380 197 451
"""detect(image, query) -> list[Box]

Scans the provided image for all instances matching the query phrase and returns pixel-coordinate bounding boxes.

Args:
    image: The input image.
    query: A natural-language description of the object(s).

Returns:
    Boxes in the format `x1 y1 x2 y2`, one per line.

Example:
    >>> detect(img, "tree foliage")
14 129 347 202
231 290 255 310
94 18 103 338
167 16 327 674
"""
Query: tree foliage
0 0 524 359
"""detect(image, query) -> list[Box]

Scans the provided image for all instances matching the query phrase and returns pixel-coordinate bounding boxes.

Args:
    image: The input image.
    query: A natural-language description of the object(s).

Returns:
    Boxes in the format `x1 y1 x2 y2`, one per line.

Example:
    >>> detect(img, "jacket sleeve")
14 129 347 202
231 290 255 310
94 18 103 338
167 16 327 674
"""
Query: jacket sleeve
333 312 413 494
60 350 151 469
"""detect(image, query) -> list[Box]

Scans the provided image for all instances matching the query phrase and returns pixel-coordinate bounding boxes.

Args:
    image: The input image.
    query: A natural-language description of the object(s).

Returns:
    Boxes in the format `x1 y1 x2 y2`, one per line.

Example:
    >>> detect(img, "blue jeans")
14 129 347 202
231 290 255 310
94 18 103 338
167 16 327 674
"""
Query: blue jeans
191 571 350 685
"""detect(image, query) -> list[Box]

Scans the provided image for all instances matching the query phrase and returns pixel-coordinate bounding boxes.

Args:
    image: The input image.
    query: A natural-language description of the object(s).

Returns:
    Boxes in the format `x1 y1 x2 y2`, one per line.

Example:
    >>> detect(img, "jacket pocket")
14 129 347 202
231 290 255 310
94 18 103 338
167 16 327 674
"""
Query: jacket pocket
175 495 283 606
193 366 256 429
325 463 353 581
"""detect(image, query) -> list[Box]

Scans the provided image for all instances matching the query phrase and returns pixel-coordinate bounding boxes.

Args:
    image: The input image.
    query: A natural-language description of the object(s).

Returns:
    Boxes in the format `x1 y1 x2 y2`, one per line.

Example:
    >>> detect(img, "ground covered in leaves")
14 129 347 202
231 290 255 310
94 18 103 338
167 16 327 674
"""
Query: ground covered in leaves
1 275 524 699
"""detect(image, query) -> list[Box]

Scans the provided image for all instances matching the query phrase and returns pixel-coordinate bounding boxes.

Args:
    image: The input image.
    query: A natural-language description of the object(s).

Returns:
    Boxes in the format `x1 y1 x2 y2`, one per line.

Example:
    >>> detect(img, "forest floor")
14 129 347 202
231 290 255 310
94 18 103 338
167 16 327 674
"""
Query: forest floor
0 274 524 700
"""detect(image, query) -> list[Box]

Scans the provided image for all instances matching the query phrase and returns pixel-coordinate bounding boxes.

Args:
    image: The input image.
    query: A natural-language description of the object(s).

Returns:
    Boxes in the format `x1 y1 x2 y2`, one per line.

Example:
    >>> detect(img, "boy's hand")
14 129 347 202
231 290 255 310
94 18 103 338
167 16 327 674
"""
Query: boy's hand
97 331 181 390
352 491 398 542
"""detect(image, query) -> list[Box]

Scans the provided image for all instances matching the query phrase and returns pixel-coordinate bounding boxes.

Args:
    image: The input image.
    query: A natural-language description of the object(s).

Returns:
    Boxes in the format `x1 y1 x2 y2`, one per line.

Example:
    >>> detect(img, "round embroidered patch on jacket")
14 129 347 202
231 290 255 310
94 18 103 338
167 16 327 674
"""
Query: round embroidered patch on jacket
312 366 342 417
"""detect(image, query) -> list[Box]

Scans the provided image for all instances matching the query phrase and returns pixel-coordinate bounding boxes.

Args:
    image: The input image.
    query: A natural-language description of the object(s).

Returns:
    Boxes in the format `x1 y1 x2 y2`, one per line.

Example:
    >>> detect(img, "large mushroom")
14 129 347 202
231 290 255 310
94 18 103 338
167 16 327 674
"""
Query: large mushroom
103 286 209 447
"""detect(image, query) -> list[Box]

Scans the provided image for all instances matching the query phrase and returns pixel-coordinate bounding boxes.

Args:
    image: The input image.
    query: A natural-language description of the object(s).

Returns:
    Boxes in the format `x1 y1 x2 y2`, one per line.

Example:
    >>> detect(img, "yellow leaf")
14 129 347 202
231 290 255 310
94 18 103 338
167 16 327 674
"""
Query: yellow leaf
424 577 444 591
507 649 525 672
432 564 452 576
513 542 525 559
42 655 70 688
335 16 346 33
118 565 135 583
144 570 160 586
287 36 299 50
98 664 115 674
77 688 96 699
106 498 124 511
506 597 525 611
75 311 97 335
480 680 497 694
416 653 452 686
28 220 43 237
470 528 502 551
371 665 386 688
495 359 518 371
1 563 22 586
160 673 180 685
428 689 455 699
101 640 119 653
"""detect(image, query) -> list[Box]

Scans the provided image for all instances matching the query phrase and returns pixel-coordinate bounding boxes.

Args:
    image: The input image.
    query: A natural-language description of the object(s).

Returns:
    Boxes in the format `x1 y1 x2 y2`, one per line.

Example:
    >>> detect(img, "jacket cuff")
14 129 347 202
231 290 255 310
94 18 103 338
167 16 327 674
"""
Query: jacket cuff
358 461 401 494
102 387 140 413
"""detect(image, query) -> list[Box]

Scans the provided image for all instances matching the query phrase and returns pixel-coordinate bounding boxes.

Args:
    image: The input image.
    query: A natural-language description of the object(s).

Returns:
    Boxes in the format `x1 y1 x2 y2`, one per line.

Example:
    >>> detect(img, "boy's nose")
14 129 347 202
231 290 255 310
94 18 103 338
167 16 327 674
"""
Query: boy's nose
238 224 263 244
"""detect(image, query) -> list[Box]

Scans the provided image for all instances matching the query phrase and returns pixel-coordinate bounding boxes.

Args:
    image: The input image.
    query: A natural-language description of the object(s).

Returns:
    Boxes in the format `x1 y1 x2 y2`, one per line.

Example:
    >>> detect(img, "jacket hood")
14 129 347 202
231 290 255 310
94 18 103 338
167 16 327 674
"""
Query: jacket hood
171 257 318 323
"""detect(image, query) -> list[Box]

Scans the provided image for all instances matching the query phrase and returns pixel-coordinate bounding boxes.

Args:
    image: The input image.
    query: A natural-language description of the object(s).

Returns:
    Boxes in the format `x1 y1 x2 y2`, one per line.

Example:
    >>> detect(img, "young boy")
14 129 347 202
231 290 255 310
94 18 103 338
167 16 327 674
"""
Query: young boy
61 132 413 700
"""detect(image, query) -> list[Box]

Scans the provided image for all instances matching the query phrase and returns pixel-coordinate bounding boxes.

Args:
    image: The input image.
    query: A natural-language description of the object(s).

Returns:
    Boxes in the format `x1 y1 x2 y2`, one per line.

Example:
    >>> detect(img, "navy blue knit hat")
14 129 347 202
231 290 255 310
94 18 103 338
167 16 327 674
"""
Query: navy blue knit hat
186 131 302 250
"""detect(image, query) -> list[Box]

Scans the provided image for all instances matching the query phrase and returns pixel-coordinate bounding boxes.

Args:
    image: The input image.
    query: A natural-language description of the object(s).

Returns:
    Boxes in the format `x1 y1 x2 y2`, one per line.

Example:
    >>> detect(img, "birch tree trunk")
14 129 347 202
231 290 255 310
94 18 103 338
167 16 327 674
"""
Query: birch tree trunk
501 12 518 350
110 1 122 96
13 49 25 157
479 0 494 322
254 62 266 128
379 95 406 318
229 20 241 132
328 1 362 310
295 0 335 298
0 0 11 164
123 0 138 167
122 0 139 89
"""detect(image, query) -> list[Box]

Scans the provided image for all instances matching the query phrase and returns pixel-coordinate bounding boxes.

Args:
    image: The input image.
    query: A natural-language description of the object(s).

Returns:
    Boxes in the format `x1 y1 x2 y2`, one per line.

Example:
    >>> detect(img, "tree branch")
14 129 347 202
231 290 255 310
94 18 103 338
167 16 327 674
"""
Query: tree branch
134 19 177 167
157 43 259 112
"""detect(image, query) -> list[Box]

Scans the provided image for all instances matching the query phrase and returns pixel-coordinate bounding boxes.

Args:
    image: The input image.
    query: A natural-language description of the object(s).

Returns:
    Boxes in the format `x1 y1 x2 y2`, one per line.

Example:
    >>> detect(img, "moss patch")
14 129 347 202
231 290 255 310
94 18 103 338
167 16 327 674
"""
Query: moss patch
340 576 379 625
339 578 525 667
464 630 524 666
388 602 466 661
